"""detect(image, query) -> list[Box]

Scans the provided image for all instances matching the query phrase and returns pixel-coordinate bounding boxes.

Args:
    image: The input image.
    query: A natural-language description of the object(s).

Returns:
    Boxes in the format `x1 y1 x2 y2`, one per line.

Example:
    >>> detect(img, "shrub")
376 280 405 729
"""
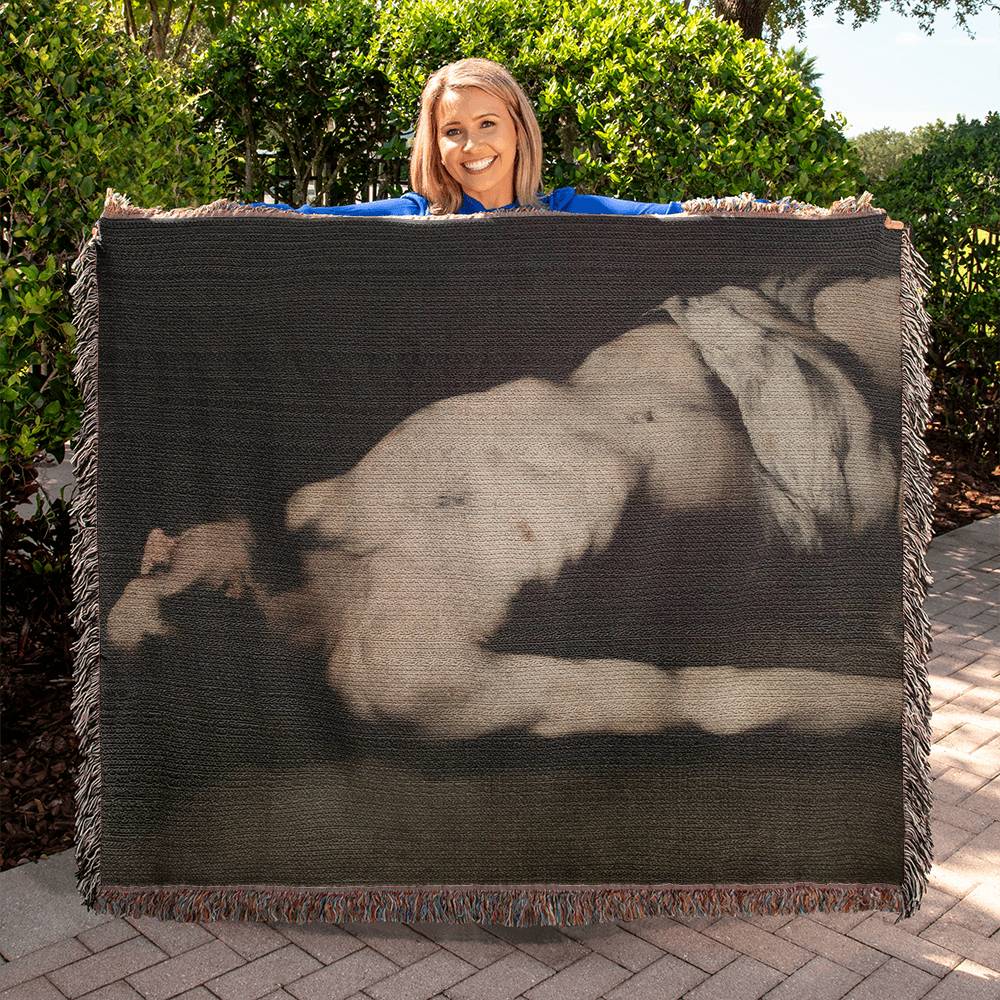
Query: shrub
190 0 862 206
515 0 861 203
0 0 233 466
850 123 940 188
188 0 393 206
871 113 999 469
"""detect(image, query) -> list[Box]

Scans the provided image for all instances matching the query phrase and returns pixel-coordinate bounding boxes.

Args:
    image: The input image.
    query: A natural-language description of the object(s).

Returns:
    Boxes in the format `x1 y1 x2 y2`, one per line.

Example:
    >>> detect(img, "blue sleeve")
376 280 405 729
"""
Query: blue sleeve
552 187 773 215
555 188 685 215
245 193 426 216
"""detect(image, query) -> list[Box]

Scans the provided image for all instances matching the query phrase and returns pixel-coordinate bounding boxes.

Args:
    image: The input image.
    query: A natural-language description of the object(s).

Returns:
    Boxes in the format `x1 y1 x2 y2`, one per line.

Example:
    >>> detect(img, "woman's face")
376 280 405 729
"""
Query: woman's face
436 86 519 210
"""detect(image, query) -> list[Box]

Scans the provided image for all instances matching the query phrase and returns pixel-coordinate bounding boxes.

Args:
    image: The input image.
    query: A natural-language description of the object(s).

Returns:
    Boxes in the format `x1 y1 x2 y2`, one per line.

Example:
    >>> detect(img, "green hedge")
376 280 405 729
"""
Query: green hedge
872 113 999 468
15 0 990 489
0 0 231 465
519 0 859 203
193 0 862 205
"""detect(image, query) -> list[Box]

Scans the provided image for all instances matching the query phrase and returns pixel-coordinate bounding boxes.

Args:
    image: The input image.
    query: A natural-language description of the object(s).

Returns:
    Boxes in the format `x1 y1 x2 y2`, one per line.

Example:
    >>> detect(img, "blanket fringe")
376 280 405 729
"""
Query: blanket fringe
87 882 903 925
680 190 886 219
896 227 936 923
99 187 895 224
100 188 300 220
68 226 104 909
69 190 932 925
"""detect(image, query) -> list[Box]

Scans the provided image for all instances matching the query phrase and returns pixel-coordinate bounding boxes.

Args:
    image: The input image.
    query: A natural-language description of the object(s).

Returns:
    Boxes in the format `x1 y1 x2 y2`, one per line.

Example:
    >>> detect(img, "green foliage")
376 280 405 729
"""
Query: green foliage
374 0 552 118
779 44 822 97
755 0 993 53
0 0 233 466
850 122 941 187
189 0 554 203
514 0 860 202
872 113 1000 469
192 0 862 207
189 0 394 205
112 0 314 66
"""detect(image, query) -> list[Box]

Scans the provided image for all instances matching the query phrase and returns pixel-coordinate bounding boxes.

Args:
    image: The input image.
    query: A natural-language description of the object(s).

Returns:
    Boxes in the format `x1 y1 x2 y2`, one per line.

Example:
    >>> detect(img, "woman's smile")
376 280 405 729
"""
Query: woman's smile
463 155 497 173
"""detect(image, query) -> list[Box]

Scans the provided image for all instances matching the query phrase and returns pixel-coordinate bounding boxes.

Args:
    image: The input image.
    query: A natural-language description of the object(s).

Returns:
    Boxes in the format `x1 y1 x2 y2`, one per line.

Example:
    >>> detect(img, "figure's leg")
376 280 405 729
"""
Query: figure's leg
414 656 899 740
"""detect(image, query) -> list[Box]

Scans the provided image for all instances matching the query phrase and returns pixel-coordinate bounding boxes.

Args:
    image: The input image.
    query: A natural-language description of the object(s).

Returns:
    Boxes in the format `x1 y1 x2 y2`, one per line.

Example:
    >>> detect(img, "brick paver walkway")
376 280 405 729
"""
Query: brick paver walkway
2 513 997 1000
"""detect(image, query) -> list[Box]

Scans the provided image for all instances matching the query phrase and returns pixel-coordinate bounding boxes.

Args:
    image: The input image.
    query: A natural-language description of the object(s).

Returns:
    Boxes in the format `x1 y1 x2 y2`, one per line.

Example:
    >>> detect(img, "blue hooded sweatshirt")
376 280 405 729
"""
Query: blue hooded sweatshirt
248 185 688 216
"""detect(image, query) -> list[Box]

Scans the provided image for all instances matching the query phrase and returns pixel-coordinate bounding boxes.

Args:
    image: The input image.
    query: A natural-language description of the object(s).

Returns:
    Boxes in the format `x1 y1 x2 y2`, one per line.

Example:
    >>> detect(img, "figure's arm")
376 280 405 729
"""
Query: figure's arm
106 518 320 653
106 519 256 651
243 193 425 216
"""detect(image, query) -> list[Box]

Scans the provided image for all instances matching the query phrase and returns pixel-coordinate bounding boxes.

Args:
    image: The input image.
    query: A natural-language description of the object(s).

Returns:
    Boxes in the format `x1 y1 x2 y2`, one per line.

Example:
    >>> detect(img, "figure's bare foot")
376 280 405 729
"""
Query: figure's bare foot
106 518 255 652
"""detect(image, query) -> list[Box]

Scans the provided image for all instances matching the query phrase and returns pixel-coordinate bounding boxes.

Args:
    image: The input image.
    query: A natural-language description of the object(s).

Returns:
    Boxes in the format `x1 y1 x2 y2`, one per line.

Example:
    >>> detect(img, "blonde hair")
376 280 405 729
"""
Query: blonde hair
408 58 545 215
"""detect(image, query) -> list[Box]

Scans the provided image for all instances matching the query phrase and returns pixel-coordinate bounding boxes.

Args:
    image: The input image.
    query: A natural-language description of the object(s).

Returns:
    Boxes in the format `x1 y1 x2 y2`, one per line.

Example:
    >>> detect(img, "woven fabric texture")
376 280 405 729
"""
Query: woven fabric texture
68 191 934 925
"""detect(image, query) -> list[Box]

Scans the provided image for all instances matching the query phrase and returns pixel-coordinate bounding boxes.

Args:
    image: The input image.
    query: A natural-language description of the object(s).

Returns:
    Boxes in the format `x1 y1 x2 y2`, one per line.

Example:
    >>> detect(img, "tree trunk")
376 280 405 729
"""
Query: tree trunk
173 1 196 65
558 117 578 163
147 0 168 60
280 123 309 206
123 0 139 40
288 149 308 206
309 150 324 205
712 0 769 39
323 156 340 205
242 117 257 198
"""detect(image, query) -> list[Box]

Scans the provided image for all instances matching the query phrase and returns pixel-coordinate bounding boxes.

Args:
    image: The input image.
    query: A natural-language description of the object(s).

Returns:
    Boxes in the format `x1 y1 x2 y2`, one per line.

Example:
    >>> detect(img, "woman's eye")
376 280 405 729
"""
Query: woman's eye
445 121 495 137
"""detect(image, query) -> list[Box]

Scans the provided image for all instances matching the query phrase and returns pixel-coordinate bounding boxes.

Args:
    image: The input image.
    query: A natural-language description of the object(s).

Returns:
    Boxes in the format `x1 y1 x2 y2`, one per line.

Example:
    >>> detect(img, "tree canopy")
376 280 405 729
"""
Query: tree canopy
92 0 996 65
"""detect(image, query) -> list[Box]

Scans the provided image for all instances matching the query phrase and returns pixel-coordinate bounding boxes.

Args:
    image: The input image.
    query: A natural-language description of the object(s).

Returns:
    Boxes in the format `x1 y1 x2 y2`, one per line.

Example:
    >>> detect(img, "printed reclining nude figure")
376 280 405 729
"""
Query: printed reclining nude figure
107 271 902 741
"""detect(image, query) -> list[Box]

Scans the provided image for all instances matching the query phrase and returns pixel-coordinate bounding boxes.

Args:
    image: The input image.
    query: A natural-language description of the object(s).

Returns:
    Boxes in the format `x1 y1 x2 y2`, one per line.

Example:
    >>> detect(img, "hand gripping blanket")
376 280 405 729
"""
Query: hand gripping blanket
69 188 935 926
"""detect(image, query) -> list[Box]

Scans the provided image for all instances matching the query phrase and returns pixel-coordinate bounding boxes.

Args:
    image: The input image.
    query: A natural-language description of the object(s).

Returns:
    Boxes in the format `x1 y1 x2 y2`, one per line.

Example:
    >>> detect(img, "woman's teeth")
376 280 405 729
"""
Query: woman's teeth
462 156 496 173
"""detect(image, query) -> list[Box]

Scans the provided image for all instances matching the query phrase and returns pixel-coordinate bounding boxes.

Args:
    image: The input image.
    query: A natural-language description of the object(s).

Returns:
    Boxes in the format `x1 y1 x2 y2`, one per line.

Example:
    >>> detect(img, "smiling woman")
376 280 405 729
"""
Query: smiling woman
248 57 690 217
435 78 522 209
